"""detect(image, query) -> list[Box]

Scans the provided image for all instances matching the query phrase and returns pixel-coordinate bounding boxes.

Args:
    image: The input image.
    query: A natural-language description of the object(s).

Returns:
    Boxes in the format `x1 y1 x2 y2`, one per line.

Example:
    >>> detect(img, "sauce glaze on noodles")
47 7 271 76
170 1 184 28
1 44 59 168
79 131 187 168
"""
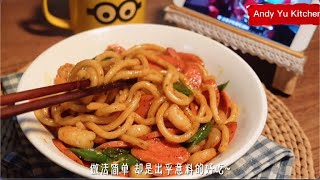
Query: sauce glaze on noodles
34 44 239 178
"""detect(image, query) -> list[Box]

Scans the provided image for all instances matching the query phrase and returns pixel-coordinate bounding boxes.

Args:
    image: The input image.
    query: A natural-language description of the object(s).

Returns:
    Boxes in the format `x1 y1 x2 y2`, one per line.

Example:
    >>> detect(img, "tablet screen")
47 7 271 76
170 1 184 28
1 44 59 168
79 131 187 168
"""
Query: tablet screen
183 0 312 46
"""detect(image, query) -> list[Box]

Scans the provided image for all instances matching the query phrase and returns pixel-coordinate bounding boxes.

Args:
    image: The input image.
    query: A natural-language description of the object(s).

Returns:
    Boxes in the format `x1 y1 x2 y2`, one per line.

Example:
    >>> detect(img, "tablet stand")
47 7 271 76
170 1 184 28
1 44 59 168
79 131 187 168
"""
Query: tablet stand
164 4 307 95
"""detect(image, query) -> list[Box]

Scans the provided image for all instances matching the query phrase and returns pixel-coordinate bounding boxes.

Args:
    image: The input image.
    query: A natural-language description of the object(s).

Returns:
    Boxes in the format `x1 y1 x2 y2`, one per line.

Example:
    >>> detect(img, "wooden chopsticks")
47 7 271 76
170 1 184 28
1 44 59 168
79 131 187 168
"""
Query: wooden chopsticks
0 79 136 119
1 79 91 106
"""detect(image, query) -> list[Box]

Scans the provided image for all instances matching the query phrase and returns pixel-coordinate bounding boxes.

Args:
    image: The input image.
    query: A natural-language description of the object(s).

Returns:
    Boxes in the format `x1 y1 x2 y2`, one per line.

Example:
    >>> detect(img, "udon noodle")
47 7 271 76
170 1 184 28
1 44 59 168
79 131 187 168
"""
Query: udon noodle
34 44 239 177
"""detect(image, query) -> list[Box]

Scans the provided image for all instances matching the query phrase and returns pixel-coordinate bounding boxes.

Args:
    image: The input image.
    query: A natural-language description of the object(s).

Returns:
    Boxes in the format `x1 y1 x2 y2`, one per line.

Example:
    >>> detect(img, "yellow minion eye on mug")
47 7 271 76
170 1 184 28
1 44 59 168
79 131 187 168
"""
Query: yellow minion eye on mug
43 0 146 33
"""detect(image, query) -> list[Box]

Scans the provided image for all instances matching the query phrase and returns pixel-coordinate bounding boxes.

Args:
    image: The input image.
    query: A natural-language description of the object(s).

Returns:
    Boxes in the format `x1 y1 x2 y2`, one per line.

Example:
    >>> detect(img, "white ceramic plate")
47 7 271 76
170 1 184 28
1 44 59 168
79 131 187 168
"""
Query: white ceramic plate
17 24 267 179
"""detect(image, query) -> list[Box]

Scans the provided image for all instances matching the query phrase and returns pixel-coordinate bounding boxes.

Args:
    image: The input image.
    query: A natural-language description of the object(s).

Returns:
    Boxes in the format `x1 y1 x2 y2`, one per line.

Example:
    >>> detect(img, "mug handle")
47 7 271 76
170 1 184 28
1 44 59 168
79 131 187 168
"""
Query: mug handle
42 0 71 29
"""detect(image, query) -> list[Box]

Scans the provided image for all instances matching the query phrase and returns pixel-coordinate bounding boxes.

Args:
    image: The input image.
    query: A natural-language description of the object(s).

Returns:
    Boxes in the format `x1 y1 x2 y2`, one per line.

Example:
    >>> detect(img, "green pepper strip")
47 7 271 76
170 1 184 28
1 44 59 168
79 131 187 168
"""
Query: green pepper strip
69 148 111 163
98 153 139 173
185 121 214 147
102 148 129 158
218 81 230 91
173 81 193 96
114 154 140 168
92 56 112 61
101 57 112 61
70 147 140 173
101 148 139 167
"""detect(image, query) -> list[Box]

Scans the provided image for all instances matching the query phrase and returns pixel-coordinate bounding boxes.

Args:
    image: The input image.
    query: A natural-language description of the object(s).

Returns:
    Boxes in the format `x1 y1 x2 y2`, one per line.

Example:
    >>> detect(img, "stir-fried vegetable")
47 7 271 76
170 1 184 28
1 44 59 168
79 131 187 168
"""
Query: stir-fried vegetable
218 81 230 91
115 154 140 168
173 81 193 96
102 148 129 158
70 147 139 172
92 56 112 61
185 121 214 147
101 57 112 61
69 148 111 163
95 153 139 174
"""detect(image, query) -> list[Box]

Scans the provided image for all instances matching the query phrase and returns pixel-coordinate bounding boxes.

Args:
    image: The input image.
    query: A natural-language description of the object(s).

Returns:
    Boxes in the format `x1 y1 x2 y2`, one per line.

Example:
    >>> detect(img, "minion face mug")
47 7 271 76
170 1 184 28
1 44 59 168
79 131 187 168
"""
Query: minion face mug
42 0 146 33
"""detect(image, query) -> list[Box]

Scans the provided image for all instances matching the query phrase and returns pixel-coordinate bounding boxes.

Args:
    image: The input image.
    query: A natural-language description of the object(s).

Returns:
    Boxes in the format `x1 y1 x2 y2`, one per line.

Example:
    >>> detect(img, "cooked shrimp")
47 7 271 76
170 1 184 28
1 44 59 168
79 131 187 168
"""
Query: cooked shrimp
58 126 96 149
106 44 125 54
54 63 74 84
